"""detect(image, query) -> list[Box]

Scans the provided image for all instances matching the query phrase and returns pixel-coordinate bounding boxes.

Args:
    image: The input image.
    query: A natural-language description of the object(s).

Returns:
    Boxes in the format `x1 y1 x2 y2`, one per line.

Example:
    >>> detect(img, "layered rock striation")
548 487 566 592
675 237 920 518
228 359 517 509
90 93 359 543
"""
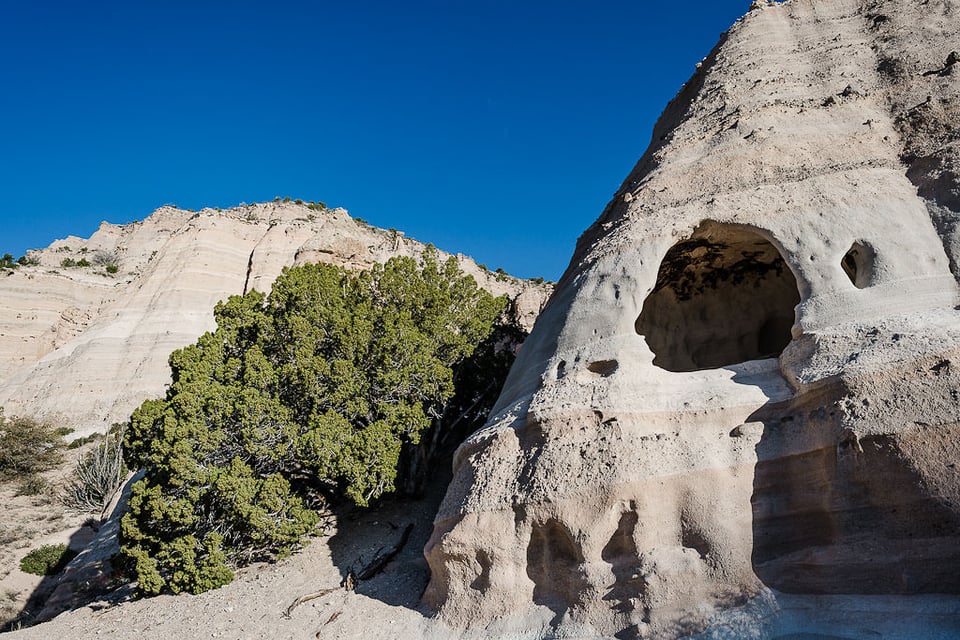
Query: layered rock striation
0 203 550 438
424 0 960 637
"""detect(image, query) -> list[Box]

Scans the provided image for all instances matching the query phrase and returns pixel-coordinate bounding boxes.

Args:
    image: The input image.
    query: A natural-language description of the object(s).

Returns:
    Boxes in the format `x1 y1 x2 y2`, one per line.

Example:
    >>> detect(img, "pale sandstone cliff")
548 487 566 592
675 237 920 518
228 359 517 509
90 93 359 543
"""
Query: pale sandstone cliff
424 0 960 638
0 203 550 438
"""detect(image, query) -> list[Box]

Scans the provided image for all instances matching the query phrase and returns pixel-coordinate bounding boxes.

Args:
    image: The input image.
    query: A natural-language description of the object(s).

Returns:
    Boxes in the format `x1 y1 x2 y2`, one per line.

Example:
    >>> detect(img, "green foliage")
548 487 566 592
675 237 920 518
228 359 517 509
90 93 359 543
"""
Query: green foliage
60 257 91 268
121 251 506 594
19 544 77 576
67 433 101 449
106 264 119 274
63 426 127 514
17 255 40 267
0 411 69 480
0 254 17 269
15 474 50 496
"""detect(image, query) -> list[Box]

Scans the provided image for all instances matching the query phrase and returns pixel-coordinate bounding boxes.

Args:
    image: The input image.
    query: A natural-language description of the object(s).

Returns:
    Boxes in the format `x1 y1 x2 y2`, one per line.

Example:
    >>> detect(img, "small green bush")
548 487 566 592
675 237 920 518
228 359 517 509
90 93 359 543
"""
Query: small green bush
76 258 91 267
15 474 50 496
106 264 119 274
0 411 69 480
68 433 101 450
0 254 17 269
60 258 76 268
19 544 77 576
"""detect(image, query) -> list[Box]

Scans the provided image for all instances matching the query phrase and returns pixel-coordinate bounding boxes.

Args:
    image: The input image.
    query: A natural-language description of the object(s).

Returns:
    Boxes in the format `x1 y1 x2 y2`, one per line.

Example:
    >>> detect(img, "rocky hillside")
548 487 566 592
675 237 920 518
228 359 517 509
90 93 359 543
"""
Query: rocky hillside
0 203 551 438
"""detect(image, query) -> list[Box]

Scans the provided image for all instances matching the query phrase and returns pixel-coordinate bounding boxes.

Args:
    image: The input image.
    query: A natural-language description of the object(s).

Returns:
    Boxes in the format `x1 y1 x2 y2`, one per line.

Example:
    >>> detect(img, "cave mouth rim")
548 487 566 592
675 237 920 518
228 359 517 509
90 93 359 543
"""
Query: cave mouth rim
636 223 801 373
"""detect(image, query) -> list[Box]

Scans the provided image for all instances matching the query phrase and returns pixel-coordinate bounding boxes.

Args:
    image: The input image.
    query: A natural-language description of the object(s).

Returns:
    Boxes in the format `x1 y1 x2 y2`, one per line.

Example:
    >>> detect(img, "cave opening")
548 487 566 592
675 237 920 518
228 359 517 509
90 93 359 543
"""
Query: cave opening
636 225 800 372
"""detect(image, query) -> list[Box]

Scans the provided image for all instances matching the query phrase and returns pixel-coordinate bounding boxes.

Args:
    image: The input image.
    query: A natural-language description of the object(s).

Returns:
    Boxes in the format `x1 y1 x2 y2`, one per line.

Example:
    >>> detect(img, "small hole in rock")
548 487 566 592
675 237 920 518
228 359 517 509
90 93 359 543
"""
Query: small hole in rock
587 360 619 377
841 241 875 289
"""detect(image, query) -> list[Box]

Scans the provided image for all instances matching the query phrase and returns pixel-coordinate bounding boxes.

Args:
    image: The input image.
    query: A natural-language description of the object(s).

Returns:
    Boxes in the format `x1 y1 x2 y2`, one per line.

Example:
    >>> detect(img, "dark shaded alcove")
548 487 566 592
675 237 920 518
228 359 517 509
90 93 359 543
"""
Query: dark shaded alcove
636 225 800 372
526 519 588 617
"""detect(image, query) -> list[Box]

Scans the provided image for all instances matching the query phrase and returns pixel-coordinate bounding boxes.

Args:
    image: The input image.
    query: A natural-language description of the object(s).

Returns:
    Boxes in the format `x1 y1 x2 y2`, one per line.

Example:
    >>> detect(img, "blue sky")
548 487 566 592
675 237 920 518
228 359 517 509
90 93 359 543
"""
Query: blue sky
1 1 748 280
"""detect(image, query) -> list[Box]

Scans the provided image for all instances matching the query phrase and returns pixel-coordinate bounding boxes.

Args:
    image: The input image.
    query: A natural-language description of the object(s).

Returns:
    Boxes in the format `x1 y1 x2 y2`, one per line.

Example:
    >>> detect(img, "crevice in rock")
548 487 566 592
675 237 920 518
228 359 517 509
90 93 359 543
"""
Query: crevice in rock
470 549 492 593
680 522 712 561
841 241 876 289
602 510 645 615
242 247 256 295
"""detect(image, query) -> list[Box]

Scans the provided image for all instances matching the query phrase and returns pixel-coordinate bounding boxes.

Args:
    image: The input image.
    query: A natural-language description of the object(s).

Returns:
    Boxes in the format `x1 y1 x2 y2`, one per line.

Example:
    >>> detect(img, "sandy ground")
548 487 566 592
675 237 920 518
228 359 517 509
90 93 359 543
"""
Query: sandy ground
1 474 452 640
0 448 98 629
3 467 960 640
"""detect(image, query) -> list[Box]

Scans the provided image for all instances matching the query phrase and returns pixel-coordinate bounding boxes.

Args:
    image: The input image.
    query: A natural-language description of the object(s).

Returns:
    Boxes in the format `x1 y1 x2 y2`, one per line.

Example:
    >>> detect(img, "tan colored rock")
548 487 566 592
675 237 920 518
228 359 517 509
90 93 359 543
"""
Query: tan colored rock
0 203 551 438
425 0 960 637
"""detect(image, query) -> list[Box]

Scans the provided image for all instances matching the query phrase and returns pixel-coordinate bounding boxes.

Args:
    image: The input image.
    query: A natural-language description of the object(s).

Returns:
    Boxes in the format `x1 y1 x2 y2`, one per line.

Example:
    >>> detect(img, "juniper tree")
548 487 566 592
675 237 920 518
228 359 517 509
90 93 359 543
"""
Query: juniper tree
121 250 507 594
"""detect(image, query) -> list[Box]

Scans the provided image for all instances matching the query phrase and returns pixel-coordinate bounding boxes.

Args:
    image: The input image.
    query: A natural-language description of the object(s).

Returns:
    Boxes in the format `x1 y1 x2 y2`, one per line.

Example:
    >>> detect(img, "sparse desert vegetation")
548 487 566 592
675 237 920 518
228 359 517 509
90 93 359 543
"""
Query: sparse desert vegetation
62 425 127 516
0 412 128 629
0 411 69 480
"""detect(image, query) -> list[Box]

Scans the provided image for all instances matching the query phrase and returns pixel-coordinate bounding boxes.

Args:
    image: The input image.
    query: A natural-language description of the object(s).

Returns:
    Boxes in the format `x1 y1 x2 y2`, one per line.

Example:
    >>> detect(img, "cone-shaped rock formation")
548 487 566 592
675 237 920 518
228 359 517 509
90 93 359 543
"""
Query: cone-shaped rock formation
423 1 960 637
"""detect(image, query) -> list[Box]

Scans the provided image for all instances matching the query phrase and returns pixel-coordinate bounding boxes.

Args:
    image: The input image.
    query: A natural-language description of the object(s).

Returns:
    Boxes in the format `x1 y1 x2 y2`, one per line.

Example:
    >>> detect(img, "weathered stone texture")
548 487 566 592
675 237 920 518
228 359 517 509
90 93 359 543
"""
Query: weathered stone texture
423 1 960 637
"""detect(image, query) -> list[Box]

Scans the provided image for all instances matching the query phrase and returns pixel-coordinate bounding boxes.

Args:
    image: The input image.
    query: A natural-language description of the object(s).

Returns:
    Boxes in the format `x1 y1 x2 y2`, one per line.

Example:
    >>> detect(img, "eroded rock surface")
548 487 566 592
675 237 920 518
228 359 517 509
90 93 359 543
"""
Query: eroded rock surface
0 203 551 438
424 0 960 637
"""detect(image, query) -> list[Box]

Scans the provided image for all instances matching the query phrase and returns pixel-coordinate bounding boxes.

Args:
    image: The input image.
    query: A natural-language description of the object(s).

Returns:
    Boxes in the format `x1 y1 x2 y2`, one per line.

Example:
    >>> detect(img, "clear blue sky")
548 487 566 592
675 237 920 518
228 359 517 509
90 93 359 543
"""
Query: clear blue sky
1 1 748 280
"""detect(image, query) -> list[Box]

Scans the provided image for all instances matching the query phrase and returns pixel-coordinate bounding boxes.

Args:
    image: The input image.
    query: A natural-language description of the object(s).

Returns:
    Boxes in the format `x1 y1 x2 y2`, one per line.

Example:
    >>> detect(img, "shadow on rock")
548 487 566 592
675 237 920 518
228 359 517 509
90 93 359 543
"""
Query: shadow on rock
748 357 960 595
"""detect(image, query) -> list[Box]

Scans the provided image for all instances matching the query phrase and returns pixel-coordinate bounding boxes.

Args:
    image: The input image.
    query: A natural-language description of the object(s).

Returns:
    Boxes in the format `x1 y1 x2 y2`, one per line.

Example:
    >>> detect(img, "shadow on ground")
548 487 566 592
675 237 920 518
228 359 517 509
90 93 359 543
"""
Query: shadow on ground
2 524 97 631
325 459 453 612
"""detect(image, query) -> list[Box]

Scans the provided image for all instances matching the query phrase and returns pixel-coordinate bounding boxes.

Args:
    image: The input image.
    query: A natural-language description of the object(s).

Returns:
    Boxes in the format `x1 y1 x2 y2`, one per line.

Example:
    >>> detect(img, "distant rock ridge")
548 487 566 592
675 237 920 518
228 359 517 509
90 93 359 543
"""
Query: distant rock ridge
0 203 551 437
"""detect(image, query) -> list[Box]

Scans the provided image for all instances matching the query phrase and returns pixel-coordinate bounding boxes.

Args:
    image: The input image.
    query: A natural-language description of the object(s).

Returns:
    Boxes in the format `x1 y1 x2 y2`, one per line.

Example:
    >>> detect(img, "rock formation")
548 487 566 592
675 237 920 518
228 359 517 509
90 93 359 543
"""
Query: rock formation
0 203 550 438
424 0 960 637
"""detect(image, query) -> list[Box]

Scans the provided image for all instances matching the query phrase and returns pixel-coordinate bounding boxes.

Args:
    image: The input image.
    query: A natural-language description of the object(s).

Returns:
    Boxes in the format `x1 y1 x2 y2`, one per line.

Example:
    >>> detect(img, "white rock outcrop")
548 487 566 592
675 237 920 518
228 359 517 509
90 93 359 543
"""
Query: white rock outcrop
424 1 960 637
0 203 551 438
